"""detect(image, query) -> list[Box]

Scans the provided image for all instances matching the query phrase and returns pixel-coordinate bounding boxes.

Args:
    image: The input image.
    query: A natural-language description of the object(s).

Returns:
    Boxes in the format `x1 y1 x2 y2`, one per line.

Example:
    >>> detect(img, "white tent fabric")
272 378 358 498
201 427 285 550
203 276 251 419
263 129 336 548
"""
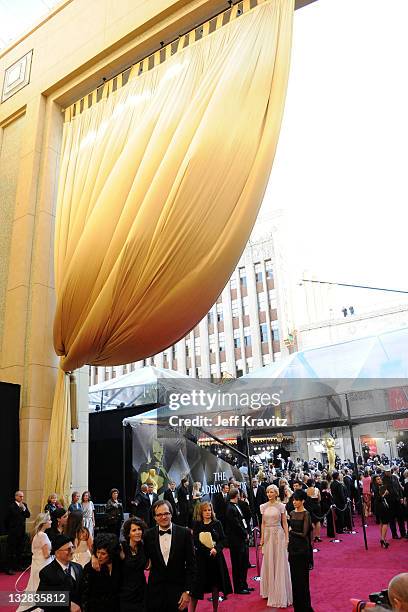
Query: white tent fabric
89 365 217 408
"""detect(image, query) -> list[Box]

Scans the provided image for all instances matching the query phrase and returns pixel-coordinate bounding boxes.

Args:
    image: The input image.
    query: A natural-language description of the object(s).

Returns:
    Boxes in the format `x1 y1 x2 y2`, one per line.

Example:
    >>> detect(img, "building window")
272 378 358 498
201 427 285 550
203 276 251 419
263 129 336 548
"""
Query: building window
171 346 176 359
208 311 214 324
194 341 201 356
239 267 247 287
218 332 225 352
234 337 241 349
209 335 216 353
260 323 268 343
186 341 191 357
216 303 223 322
231 299 239 318
255 262 263 283
271 322 280 342
263 354 272 366
242 295 250 316
265 259 273 280
257 291 267 312
187 368 192 376
244 327 251 346
195 366 201 377
268 289 277 308
230 276 237 290
236 369 243 378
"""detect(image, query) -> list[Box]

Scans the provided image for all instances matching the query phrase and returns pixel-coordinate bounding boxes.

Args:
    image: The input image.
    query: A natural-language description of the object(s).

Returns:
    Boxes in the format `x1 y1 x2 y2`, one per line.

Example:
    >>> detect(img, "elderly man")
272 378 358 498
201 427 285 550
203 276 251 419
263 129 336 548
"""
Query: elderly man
388 573 408 611
37 534 83 612
5 490 30 575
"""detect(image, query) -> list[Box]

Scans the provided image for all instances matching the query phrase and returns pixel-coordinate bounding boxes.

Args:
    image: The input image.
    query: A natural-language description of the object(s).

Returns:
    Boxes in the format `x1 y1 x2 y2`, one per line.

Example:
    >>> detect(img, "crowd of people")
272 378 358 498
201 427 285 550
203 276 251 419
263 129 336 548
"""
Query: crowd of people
3 451 408 611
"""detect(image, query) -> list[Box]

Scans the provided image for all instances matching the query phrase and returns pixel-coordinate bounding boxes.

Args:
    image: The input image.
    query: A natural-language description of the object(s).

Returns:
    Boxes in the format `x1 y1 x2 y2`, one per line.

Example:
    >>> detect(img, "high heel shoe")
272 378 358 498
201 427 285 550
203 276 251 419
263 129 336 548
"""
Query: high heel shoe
380 540 390 548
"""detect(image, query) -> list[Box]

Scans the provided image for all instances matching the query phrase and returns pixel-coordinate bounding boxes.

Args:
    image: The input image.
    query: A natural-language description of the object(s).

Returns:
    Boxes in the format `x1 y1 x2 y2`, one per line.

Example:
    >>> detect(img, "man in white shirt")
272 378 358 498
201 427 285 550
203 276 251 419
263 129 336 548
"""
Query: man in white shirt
143 500 196 611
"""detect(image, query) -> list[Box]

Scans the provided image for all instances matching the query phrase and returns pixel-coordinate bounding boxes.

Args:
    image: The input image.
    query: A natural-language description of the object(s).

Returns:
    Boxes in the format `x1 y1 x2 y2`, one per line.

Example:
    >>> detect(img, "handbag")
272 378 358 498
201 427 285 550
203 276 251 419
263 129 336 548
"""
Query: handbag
199 531 215 549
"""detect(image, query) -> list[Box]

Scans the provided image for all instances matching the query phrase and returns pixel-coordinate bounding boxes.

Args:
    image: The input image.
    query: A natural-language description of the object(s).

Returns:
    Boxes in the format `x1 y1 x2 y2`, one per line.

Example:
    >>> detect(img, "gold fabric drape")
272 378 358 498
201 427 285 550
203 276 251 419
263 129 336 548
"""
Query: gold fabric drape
44 0 294 502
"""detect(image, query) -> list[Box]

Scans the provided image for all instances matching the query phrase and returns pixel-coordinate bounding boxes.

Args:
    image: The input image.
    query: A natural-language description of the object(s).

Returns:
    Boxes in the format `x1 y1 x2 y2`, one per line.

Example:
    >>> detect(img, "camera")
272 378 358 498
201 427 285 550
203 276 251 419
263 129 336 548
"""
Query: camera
369 589 390 608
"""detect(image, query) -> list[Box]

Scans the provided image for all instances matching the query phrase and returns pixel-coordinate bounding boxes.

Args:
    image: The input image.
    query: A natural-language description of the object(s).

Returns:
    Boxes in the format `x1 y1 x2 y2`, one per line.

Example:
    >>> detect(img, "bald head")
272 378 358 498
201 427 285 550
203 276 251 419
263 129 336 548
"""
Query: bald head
389 573 408 610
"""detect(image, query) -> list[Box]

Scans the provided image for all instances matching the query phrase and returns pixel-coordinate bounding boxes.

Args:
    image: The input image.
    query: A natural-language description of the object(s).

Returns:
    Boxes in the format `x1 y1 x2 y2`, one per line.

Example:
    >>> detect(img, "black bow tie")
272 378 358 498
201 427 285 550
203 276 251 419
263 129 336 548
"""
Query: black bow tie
159 529 171 536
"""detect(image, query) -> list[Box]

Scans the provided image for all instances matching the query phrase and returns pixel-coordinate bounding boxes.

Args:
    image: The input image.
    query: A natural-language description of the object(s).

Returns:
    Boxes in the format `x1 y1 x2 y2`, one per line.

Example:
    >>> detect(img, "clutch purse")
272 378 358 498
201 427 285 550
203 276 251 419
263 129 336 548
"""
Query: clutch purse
199 531 215 549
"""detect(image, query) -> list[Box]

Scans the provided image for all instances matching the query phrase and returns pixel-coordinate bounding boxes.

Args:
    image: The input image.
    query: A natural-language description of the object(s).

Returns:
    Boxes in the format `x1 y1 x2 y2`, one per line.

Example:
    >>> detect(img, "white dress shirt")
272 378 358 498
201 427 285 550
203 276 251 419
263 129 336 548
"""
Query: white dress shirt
159 526 172 565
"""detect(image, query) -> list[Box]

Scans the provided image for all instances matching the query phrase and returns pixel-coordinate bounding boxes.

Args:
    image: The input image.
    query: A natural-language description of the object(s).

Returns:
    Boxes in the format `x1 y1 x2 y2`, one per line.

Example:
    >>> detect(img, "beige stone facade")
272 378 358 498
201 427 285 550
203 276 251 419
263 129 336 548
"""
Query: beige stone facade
0 0 245 518
0 0 309 517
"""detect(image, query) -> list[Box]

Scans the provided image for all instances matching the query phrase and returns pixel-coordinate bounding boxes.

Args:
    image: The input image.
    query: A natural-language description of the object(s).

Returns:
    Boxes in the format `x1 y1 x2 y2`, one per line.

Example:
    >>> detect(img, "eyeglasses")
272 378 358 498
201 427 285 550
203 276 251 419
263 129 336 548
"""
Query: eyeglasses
155 512 171 518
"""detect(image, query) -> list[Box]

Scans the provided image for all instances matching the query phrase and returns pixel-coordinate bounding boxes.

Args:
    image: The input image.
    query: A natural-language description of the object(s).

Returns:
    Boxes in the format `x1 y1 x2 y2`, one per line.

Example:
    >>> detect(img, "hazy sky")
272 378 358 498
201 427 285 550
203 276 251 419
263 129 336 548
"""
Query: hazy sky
255 0 408 308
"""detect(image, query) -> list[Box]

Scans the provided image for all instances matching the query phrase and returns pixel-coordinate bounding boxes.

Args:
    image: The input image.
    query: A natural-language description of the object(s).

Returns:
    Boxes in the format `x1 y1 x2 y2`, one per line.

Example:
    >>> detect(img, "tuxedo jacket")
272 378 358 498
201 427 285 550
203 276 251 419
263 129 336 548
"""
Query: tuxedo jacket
225 502 248 546
37 559 83 611
5 501 30 537
143 524 196 611
131 492 151 526
212 492 229 523
163 489 179 517
330 480 347 508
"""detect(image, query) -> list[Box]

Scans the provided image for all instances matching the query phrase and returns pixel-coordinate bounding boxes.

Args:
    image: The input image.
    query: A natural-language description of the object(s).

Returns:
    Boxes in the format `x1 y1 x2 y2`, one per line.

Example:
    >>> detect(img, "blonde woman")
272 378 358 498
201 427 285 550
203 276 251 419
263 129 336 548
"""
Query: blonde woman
17 513 52 611
259 484 292 608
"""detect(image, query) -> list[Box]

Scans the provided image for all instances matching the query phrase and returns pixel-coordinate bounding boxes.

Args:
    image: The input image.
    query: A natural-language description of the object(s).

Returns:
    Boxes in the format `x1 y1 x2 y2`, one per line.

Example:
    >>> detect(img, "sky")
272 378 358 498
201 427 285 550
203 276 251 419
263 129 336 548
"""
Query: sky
1 0 407 318
0 0 59 48
254 0 408 317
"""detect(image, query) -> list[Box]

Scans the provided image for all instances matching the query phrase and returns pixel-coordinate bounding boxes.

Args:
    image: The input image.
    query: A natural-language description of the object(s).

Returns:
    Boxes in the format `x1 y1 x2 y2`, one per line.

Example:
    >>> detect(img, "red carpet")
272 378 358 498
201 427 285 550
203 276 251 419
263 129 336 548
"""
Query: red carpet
1 518 406 612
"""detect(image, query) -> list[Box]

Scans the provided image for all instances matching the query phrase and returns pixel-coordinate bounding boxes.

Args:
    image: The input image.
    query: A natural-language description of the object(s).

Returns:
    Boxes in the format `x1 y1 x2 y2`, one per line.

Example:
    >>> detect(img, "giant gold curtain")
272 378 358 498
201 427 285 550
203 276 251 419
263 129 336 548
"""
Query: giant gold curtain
44 0 294 503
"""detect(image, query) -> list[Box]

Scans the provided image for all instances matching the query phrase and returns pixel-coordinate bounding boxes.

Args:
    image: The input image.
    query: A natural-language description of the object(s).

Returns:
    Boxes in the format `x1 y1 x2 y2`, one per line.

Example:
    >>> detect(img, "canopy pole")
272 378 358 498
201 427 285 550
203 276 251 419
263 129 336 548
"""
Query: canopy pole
122 423 127 512
345 393 368 550
244 425 257 524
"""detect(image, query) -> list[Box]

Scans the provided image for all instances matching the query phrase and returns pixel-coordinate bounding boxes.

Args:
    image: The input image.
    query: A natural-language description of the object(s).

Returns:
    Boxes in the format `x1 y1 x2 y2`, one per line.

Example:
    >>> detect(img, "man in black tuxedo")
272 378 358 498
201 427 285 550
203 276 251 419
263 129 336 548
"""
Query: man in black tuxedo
131 483 151 526
146 483 159 527
37 534 83 612
212 483 229 530
163 481 180 523
225 488 251 595
5 490 30 574
177 477 192 527
251 478 267 528
143 499 196 611
330 471 347 533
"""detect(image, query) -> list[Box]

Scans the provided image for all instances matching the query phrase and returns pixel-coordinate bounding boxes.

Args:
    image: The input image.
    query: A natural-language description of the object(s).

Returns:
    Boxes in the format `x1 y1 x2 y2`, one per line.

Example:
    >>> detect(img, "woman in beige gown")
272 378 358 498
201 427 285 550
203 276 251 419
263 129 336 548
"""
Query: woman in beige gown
259 484 292 608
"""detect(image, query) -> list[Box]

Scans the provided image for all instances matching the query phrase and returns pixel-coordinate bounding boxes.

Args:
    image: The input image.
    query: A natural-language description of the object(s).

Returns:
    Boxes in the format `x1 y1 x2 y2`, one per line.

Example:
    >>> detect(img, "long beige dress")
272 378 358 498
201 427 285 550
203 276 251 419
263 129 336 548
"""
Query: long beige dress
260 501 293 608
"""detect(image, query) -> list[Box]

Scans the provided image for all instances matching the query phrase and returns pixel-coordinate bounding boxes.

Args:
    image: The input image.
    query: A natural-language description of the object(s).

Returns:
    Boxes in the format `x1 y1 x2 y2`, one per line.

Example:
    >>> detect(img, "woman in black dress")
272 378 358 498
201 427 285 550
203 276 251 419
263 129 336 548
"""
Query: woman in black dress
372 476 391 548
105 488 124 539
119 517 147 611
82 532 121 611
288 489 314 612
190 501 232 611
320 480 335 538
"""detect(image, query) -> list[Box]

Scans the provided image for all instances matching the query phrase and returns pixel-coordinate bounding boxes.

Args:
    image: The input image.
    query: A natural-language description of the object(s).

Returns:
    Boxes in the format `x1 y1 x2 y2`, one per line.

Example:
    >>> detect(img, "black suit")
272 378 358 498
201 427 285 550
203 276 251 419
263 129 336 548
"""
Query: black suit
143 523 196 611
164 489 180 522
5 500 30 570
177 485 192 527
212 492 229 529
147 492 159 527
251 487 267 528
225 502 249 593
330 480 347 533
37 559 83 611
131 491 150 526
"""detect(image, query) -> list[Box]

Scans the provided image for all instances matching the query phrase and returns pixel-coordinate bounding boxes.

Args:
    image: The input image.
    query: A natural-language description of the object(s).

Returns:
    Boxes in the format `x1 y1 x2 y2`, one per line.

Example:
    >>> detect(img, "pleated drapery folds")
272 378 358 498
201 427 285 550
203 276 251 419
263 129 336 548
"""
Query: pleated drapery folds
44 0 294 503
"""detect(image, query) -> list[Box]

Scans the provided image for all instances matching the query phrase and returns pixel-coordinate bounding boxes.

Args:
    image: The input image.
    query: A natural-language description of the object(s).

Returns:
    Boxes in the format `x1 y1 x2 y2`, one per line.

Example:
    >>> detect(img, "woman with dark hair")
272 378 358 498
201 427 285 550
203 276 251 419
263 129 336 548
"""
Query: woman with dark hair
372 475 391 548
288 489 314 612
105 488 124 539
320 480 335 538
305 479 322 542
64 510 84 541
190 501 232 611
45 507 68 548
82 532 121 611
119 517 148 611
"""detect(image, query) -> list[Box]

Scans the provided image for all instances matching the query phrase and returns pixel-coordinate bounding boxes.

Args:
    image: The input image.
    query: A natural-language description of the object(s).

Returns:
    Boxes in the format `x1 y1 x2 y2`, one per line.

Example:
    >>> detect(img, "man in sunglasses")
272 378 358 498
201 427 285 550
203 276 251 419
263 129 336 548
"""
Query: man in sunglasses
143 499 196 611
